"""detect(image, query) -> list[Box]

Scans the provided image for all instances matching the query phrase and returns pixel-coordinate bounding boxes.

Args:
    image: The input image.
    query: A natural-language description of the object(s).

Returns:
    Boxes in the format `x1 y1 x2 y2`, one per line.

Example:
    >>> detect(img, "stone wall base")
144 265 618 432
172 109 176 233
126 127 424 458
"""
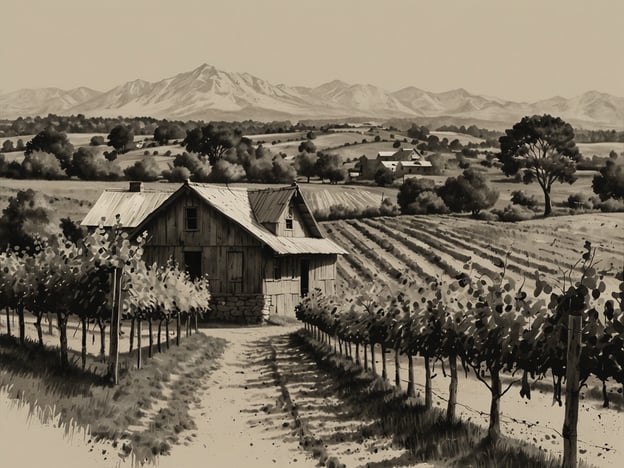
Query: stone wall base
209 294 271 324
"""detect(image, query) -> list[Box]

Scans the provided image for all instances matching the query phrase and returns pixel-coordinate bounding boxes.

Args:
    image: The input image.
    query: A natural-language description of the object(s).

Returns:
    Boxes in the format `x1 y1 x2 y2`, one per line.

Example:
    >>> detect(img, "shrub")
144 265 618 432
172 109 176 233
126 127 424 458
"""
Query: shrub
0 189 53 250
298 140 316 154
21 151 67 179
143 150 150 156
474 210 498 221
90 135 106 146
379 197 400 216
397 177 436 212
124 157 161 182
510 190 539 210
437 169 498 216
104 150 118 162
492 204 534 222
405 192 449 215
597 198 624 212
70 147 123 180
208 160 245 183
163 166 191 182
270 157 297 183
393 140 401 148
25 129 74 170
592 160 624 201
374 167 394 187
426 153 445 175
567 193 595 210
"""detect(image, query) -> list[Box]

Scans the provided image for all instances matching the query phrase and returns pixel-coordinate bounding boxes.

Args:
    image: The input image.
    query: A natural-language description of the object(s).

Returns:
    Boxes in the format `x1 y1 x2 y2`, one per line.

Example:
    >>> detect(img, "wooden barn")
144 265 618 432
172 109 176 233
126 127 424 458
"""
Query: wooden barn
81 181 346 323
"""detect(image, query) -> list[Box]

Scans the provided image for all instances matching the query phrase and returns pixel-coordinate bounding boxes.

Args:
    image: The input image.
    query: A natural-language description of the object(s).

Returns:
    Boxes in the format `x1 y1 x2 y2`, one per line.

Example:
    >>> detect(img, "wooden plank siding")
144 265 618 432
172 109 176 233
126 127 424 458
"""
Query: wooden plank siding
262 254 337 315
141 191 265 295
275 204 311 238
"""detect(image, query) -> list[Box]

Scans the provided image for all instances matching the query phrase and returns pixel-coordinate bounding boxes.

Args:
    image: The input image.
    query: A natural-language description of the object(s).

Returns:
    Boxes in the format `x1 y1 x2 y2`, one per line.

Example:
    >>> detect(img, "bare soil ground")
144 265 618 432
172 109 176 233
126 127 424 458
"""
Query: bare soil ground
0 324 432 467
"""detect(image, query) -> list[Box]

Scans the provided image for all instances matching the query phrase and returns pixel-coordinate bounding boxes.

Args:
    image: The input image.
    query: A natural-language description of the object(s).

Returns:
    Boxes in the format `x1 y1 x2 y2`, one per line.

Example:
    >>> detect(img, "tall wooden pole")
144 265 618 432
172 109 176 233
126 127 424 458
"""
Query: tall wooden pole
108 267 122 385
562 313 582 468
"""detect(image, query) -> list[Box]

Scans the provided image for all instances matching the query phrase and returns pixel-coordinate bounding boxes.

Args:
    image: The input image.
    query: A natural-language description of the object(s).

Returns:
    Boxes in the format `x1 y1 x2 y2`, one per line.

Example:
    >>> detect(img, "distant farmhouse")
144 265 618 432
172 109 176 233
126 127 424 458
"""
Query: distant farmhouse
82 181 346 323
356 148 432 180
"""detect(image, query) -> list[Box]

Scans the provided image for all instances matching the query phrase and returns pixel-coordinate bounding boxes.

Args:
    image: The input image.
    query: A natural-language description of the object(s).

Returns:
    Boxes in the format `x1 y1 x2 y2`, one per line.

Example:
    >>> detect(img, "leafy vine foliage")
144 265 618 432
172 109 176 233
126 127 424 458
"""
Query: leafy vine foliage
296 242 623 453
0 219 210 374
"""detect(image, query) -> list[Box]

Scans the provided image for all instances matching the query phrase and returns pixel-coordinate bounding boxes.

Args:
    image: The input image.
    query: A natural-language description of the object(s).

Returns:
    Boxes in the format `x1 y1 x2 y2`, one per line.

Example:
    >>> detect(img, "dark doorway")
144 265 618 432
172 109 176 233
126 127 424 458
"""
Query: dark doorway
300 259 310 297
184 251 202 280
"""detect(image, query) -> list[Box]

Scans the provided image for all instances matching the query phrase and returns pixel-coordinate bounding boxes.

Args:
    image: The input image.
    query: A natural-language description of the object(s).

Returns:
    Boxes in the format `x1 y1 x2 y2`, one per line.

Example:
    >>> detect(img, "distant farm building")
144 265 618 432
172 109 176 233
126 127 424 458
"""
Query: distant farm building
357 148 432 179
82 181 346 323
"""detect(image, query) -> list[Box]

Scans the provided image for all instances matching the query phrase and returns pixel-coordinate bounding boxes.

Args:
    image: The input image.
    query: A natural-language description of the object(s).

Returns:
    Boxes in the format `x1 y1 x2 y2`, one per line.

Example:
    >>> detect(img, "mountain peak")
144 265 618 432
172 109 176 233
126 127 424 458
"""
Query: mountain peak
0 64 621 128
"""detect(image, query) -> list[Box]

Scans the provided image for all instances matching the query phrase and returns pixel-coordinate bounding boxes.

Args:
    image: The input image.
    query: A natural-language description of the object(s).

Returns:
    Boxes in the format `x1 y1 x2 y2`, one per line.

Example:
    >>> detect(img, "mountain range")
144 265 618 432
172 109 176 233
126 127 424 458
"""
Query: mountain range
1 63 622 129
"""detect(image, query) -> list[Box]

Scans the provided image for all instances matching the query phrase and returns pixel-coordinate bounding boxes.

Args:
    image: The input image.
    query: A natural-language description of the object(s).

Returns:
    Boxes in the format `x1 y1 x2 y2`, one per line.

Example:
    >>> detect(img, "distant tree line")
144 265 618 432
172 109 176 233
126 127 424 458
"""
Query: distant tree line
0 114 313 139
573 129 624 143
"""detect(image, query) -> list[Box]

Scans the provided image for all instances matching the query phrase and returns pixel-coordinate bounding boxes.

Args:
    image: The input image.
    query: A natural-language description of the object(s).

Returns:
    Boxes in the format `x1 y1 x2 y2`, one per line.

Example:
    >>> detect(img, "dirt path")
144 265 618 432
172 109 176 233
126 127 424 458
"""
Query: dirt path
159 325 430 468
0 324 431 467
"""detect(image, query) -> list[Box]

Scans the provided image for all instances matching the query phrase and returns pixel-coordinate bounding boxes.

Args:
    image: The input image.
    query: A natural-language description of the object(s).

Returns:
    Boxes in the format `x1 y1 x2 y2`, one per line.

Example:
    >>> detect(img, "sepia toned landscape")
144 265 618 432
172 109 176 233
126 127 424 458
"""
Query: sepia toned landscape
0 1 622 467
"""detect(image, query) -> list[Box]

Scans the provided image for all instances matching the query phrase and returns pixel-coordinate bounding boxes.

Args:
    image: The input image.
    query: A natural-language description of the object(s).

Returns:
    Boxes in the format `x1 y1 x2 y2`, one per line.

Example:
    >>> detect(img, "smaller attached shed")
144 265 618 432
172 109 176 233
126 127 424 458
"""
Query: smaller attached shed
82 181 346 323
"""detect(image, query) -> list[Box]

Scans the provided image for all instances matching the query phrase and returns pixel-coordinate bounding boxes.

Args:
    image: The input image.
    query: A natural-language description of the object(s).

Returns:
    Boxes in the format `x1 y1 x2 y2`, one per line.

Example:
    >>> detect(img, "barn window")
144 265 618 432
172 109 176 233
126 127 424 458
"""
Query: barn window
285 206 293 230
185 207 198 231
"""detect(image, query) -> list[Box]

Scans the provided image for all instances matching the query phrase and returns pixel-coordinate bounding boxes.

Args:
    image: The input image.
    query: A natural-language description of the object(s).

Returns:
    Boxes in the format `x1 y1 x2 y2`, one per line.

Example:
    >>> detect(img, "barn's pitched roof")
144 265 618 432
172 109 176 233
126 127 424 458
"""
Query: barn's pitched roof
80 190 174 228
82 182 345 256
248 186 296 224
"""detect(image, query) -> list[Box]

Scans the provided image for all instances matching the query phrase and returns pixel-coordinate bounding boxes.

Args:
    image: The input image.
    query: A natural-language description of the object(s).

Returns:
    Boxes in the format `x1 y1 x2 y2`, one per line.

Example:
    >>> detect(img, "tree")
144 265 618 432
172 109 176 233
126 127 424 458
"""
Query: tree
184 124 241 165
298 140 317 154
15 139 24 151
154 124 185 145
392 140 401 148
90 135 106 146
70 147 123 180
397 177 436 212
407 124 429 141
315 153 346 184
306 131 317 140
107 125 135 153
438 168 499 216
374 167 394 187
123 157 160 181
21 151 67 179
498 115 581 216
294 152 318 182
0 189 51 251
25 129 74 169
2 140 15 152
208 160 245 182
592 159 624 201
609 150 618 160
426 153 445 175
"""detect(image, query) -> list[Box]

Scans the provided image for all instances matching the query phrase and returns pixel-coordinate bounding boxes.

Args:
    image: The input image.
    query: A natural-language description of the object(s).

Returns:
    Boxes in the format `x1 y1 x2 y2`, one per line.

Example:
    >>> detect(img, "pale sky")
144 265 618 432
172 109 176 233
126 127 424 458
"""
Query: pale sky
1 0 622 102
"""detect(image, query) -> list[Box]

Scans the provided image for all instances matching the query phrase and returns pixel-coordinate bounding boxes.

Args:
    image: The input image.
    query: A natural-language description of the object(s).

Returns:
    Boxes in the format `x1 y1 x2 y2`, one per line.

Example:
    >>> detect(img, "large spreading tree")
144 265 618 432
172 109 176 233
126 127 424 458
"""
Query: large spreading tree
107 125 135 153
25 129 75 170
183 124 242 165
498 115 581 216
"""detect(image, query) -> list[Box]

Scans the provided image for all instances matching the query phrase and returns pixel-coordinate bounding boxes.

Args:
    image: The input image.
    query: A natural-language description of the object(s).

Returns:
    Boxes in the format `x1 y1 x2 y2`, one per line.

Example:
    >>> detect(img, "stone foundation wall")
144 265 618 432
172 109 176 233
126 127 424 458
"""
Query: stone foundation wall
209 294 271 324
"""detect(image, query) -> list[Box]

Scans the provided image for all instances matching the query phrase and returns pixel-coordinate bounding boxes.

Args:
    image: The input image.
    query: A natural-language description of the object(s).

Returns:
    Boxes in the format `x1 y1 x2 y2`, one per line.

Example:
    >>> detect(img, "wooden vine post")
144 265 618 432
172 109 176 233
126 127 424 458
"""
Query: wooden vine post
562 311 582 468
108 267 123 385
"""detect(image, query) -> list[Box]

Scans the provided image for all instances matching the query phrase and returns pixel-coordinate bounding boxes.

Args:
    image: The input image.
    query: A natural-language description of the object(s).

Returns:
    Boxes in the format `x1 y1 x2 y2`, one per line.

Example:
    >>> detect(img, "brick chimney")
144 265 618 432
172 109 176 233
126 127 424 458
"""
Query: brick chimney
129 181 144 192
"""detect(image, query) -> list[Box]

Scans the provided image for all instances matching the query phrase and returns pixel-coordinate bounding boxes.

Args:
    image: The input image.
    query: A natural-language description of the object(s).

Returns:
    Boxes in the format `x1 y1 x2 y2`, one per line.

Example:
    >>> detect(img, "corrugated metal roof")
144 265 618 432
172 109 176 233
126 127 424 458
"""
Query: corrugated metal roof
82 183 346 256
81 190 174 228
190 184 346 255
248 186 295 223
